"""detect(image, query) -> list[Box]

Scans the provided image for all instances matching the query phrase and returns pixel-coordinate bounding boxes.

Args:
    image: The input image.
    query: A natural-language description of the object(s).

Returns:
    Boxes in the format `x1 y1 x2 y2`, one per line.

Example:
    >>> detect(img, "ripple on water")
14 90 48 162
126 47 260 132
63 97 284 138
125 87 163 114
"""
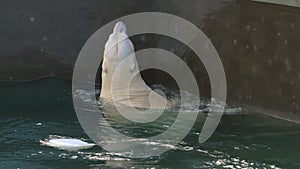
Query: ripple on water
0 79 298 168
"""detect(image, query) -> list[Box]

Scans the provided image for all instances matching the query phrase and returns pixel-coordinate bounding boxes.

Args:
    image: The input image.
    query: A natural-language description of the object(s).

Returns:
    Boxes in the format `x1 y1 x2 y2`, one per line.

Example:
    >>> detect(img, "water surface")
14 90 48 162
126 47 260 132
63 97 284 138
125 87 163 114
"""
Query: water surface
0 78 299 168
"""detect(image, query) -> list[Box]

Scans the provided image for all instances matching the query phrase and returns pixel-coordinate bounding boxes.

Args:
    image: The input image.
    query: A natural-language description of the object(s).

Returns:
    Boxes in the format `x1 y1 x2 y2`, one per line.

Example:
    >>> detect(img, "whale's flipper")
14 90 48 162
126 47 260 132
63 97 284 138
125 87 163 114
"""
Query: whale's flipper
100 21 172 109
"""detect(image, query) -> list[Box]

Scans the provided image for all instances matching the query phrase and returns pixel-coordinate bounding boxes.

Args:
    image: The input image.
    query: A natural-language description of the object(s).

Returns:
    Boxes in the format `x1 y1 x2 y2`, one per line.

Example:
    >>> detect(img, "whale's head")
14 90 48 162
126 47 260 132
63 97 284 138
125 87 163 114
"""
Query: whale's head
101 21 137 98
103 21 134 69
113 21 127 34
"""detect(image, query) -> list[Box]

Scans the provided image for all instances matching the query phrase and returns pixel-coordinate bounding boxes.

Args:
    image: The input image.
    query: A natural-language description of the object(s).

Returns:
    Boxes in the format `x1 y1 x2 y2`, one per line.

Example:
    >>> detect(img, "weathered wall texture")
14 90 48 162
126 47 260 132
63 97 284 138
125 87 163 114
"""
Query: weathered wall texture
0 0 299 117
201 0 300 119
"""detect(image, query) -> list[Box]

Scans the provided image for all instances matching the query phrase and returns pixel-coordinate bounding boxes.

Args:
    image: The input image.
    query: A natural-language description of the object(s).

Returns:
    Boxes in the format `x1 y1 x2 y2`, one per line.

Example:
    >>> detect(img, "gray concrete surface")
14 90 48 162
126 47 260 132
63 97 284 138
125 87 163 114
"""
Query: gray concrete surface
252 0 300 8
0 0 299 118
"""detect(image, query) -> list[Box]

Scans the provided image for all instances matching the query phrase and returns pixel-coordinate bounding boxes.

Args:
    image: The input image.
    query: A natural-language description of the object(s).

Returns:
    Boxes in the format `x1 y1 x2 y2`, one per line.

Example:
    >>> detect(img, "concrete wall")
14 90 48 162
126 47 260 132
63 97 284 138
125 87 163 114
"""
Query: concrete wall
0 0 299 119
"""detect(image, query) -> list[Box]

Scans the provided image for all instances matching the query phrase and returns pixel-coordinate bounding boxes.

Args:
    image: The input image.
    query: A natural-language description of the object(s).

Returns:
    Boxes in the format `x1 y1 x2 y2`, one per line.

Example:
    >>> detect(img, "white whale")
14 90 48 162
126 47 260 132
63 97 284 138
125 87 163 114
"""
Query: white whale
100 22 172 109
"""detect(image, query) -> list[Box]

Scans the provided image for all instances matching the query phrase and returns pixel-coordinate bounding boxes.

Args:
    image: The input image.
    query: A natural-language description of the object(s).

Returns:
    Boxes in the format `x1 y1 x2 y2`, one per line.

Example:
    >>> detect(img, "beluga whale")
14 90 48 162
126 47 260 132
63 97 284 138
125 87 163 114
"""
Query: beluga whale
100 21 172 110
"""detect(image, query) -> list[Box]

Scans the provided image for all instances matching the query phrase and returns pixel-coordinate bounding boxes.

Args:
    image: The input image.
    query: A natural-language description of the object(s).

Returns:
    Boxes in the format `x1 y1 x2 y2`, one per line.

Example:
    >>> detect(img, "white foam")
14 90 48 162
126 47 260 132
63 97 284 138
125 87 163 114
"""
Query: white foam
40 138 95 151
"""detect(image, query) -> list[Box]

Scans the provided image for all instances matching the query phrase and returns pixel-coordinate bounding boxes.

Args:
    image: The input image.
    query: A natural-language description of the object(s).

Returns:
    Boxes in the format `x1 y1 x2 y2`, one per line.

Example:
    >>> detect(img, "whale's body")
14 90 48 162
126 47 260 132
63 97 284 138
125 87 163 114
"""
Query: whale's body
100 22 172 109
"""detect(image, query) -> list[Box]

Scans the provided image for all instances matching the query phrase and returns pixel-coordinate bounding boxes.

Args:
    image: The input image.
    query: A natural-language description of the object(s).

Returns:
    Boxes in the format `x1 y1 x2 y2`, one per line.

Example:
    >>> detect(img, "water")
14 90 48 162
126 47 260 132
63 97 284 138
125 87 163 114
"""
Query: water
0 78 299 168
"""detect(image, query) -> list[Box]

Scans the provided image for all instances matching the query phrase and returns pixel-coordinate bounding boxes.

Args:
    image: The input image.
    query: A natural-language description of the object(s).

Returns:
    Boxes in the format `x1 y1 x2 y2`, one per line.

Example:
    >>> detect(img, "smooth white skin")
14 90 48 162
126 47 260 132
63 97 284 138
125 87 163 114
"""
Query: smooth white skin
100 22 172 109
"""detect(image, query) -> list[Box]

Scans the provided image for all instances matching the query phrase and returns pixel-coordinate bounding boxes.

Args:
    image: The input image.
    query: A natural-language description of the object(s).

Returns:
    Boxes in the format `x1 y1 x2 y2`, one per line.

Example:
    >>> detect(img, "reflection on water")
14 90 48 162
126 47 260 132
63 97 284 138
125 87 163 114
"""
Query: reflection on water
73 78 243 158
0 78 299 168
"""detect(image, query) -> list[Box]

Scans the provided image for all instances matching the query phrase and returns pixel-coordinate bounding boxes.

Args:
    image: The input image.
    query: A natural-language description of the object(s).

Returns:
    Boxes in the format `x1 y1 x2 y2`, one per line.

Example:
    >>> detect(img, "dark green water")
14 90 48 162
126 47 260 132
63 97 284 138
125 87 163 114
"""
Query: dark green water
0 78 299 169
